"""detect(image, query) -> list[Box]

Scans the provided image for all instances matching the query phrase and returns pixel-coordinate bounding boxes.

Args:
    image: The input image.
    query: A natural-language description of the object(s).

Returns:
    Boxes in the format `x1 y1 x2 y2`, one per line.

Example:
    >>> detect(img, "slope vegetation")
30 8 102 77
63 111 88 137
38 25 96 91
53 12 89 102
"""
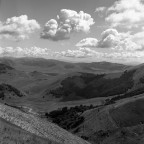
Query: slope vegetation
0 103 90 144
70 96 144 144
0 118 54 144
48 70 135 101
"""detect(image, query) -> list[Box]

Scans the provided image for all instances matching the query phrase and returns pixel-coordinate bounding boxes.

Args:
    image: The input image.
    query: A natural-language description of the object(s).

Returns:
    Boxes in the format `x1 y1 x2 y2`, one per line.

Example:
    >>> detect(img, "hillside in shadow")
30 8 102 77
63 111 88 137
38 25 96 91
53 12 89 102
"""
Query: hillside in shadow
48 70 135 101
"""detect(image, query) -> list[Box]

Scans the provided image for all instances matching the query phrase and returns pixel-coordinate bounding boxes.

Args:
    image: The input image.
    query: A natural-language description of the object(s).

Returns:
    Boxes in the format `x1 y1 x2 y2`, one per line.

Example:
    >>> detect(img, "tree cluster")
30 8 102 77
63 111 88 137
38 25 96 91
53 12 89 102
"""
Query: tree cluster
49 70 136 101
45 104 96 130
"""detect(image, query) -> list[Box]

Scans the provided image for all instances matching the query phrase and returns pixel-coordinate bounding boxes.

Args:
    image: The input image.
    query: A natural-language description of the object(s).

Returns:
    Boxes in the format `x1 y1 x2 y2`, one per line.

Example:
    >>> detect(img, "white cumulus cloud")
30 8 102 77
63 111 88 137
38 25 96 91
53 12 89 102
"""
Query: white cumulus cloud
55 47 144 63
41 9 95 41
76 38 98 47
0 46 53 58
57 47 104 58
0 15 40 41
1 46 144 64
106 0 144 28
76 28 142 51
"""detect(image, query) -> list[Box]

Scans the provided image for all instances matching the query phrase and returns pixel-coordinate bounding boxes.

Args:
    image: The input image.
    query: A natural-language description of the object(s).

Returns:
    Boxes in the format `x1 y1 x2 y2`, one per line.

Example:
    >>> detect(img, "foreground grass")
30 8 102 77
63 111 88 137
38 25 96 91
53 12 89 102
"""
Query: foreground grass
0 118 52 144
0 103 90 144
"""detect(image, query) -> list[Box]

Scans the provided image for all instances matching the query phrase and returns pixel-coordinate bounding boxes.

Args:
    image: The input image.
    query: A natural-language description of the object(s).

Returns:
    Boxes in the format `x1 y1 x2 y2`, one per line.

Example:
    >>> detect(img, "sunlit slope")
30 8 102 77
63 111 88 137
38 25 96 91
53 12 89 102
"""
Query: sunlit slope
0 103 90 144
0 118 55 144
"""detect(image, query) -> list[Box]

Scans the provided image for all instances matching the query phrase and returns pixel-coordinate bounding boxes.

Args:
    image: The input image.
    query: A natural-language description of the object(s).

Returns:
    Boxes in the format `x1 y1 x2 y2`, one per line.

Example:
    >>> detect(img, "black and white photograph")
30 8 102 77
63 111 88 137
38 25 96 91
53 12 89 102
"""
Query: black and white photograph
0 0 144 143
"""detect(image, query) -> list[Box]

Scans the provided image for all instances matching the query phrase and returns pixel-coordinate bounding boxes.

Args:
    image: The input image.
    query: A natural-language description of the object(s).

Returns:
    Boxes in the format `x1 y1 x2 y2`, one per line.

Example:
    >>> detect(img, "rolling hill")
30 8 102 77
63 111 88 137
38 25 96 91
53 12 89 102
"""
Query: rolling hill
47 70 135 101
0 83 25 100
2 57 144 111
0 57 131 111
1 57 144 112
0 57 130 73
2 57 144 143
44 62 144 103
1 57 144 111
67 95 144 144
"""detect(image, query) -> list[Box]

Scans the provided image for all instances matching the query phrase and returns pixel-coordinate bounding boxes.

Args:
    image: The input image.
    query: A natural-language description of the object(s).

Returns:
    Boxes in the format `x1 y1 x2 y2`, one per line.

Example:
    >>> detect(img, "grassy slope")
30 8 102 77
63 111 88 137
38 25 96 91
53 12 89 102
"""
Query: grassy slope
0 103 90 144
0 58 131 113
71 95 144 144
76 95 144 133
110 98 144 127
76 105 117 137
48 70 135 101
88 125 144 144
0 118 55 144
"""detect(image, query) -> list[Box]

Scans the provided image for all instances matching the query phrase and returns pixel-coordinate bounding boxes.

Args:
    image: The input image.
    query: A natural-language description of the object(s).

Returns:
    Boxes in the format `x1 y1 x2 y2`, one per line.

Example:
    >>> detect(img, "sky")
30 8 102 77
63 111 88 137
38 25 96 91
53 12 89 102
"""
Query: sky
0 0 144 64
